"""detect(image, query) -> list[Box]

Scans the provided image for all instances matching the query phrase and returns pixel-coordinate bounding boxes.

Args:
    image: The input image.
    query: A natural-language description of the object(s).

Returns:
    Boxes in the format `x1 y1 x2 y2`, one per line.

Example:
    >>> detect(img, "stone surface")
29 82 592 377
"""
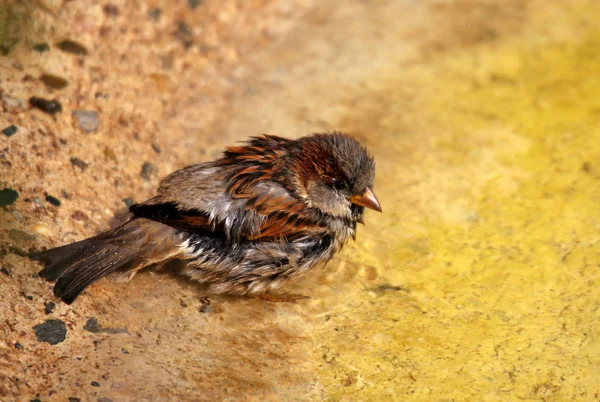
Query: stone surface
1 1 599 401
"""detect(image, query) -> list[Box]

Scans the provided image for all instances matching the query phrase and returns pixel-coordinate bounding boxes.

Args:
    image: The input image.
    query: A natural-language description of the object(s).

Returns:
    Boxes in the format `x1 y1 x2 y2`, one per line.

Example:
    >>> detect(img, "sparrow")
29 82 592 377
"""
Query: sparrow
34 132 382 304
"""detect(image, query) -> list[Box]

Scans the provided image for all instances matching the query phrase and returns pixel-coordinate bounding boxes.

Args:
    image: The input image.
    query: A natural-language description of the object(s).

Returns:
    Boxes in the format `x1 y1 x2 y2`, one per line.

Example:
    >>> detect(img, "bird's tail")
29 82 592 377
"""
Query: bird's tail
32 218 182 304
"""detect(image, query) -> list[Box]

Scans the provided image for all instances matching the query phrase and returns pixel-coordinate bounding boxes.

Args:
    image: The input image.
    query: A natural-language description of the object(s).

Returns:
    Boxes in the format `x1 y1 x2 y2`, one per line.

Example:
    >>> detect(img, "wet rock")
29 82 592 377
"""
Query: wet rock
70 157 89 171
29 97 62 115
140 161 156 180
45 195 61 206
72 110 100 133
56 40 88 56
122 198 135 208
44 301 56 314
0 188 19 206
91 381 100 387
40 74 69 90
188 0 203 9
33 319 67 345
71 210 89 221
9 229 34 243
2 125 18 137
103 4 119 16
32 42 50 52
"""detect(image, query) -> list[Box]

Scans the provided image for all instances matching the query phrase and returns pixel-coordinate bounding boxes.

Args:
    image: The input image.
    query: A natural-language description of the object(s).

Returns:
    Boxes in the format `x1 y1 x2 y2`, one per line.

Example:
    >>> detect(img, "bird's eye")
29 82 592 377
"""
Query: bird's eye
331 180 347 191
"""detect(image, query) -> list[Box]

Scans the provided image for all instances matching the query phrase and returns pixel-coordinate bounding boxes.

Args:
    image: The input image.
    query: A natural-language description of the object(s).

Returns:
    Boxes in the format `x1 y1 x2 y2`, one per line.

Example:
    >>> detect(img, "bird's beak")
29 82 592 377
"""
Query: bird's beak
350 188 382 212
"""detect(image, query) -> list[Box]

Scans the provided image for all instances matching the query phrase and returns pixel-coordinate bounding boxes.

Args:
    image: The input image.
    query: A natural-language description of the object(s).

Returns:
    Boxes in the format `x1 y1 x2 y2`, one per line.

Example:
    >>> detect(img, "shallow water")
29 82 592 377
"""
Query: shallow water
218 1 600 399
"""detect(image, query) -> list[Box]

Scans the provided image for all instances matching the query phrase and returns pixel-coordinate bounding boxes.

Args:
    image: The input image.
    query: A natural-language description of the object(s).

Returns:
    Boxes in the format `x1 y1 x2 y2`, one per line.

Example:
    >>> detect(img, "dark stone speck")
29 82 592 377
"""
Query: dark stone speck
151 143 161 153
84 318 103 333
44 301 56 314
2 125 18 137
14 342 23 350
33 319 67 345
56 40 88 56
45 195 61 206
29 97 62 115
98 397 113 402
140 162 156 180
70 157 89 171
32 42 50 52
148 8 161 20
121 347 129 354
0 188 19 206
26 295 34 301
91 381 100 387
1 267 11 276
40 74 69 90
188 0 203 9
103 4 119 16
68 398 81 402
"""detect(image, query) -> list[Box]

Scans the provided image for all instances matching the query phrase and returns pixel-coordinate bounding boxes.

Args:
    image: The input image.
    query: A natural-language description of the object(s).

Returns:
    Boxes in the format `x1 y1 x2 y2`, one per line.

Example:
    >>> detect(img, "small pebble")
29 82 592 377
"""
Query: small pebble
103 4 119 16
30 398 41 402
97 398 113 402
1 93 27 110
121 347 129 354
72 110 100 133
0 188 19 206
44 301 56 314
26 295 34 301
2 125 18 137
45 195 61 206
32 42 50 52
56 40 88 56
29 97 62 115
151 143 161 154
14 342 23 350
70 157 89 171
33 197 43 206
0 267 11 276
91 381 101 387
140 162 156 180
68 398 81 402
40 74 69 90
188 0 203 9
11 210 24 221
33 319 67 345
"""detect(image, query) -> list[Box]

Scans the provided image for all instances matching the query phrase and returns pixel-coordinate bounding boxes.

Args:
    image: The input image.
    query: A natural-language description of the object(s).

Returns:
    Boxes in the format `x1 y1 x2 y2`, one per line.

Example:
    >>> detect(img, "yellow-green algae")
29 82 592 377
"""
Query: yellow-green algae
313 12 600 402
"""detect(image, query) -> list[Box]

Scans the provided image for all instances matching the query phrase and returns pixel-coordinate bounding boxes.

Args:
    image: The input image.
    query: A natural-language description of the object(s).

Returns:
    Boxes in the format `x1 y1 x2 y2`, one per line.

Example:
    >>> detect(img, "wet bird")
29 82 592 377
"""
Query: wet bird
34 132 382 304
